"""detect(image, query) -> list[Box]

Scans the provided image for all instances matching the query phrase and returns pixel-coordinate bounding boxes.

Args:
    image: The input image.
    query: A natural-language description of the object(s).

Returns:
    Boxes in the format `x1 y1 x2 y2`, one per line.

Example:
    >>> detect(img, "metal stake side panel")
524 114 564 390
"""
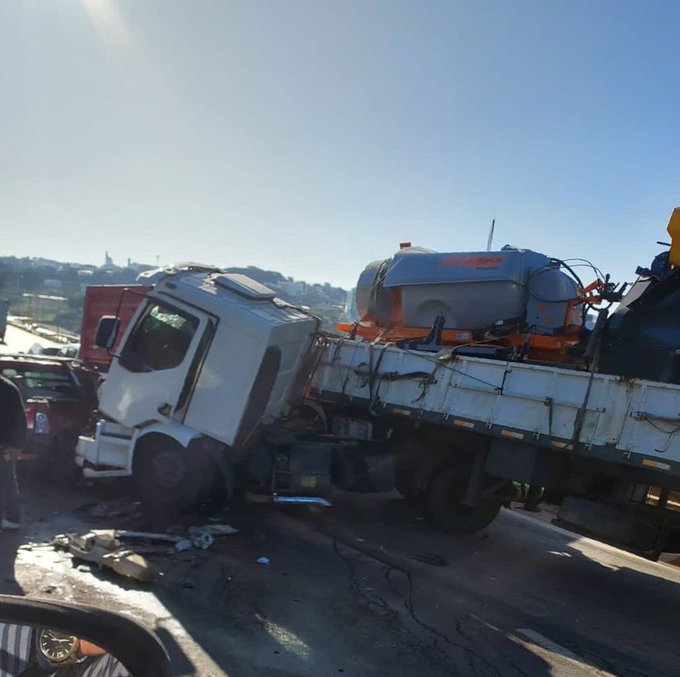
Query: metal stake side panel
309 341 680 476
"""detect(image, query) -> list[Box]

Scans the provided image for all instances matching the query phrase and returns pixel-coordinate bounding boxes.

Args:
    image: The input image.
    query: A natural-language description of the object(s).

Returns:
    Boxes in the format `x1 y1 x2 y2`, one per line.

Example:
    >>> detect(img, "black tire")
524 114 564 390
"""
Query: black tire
393 437 431 503
394 452 421 502
427 463 501 534
133 437 215 507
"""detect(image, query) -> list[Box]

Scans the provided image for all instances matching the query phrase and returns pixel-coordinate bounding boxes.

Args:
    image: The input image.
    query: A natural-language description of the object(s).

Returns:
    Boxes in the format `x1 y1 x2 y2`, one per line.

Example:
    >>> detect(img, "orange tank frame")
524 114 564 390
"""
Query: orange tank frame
337 281 604 364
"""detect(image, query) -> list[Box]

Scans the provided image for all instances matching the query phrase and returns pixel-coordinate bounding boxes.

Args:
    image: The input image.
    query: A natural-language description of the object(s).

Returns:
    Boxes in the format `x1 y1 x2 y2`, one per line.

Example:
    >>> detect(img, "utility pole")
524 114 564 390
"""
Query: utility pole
486 218 496 252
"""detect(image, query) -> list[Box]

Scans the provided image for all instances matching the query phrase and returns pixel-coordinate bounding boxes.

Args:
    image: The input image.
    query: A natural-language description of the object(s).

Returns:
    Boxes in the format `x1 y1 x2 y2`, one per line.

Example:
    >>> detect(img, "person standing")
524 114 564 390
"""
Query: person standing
0 374 27 530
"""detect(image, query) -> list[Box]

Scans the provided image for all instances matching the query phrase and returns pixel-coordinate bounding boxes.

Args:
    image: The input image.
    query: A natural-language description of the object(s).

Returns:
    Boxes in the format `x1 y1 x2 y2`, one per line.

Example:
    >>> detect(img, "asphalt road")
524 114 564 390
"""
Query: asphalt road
2 482 679 677
0 322 60 354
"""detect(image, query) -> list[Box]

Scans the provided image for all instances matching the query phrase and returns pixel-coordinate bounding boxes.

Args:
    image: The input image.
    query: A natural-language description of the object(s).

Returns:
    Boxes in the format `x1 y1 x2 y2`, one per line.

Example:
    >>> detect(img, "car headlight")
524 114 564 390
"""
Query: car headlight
34 411 50 435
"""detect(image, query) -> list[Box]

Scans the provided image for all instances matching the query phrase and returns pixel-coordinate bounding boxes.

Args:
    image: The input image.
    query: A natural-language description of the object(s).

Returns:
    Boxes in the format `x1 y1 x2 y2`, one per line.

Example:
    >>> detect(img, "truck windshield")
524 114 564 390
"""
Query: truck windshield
120 302 198 372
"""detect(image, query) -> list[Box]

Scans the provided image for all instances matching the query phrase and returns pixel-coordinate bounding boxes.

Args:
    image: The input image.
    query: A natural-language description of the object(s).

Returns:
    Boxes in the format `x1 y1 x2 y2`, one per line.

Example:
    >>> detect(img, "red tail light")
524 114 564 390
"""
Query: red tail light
24 404 35 430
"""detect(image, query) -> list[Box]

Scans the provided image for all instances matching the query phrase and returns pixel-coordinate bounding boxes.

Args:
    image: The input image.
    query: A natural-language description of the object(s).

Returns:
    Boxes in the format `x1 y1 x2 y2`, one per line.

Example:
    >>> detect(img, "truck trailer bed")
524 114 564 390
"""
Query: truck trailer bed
310 339 680 479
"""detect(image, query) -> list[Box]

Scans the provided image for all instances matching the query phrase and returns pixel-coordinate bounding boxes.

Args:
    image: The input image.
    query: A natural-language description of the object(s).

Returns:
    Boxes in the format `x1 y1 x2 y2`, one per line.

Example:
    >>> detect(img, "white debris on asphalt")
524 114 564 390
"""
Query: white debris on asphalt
175 539 193 552
188 524 239 536
191 532 215 550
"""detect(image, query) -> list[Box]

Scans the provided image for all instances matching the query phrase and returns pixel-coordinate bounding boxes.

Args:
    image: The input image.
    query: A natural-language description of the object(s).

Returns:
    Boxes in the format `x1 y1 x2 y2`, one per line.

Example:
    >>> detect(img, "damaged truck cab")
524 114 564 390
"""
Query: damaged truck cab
78 216 680 559
77 269 320 504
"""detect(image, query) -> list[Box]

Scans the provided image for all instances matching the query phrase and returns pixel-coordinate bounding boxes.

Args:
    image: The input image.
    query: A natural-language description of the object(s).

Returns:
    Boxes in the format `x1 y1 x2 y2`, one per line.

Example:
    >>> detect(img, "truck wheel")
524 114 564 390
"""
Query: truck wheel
427 463 501 534
133 438 214 507
393 438 428 502
394 453 421 502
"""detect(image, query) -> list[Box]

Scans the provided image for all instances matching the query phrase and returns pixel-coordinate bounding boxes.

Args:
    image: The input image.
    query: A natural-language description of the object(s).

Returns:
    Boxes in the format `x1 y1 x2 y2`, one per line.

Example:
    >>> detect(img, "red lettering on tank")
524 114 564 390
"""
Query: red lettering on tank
439 255 505 268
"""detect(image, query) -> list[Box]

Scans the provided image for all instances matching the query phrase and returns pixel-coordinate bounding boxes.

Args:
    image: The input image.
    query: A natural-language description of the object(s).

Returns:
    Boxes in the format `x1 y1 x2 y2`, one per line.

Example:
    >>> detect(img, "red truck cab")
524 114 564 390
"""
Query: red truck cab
79 285 150 370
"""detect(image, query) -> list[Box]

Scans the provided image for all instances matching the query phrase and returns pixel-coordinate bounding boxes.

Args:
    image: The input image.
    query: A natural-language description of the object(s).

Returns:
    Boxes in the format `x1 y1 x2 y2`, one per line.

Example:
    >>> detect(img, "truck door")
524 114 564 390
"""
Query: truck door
97 299 210 428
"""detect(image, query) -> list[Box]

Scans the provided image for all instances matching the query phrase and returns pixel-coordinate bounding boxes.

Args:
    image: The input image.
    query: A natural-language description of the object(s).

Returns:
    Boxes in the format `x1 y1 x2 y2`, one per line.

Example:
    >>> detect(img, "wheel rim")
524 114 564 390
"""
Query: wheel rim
151 450 186 489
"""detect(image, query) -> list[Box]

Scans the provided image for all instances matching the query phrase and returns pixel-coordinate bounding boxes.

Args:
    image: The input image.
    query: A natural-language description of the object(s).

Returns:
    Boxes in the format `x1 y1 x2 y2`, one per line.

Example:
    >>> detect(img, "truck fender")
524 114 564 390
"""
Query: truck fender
135 421 202 449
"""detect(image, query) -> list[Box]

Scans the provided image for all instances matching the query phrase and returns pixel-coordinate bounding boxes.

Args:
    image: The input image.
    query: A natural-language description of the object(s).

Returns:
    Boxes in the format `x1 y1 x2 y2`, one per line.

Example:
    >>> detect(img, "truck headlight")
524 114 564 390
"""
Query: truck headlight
34 411 50 435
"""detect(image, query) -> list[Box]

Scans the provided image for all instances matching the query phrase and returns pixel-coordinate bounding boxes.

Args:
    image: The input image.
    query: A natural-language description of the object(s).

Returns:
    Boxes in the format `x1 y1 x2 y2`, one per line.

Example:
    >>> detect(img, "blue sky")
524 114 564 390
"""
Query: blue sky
2 1 680 288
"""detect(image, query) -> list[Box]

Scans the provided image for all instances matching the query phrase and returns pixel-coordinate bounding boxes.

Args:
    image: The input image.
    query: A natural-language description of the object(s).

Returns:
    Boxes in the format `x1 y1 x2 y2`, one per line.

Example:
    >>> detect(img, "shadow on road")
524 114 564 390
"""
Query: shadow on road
0 531 23 596
310 492 680 676
13 479 680 676
136 501 556 677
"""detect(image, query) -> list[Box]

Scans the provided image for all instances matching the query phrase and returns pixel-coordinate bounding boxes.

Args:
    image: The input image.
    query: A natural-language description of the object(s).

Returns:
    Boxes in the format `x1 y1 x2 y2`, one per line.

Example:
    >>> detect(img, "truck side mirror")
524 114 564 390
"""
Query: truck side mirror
95 316 120 350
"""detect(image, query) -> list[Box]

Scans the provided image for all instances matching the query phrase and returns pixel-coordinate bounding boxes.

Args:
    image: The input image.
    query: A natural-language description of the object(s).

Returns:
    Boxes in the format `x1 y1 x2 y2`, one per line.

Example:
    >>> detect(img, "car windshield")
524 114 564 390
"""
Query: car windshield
1 364 79 399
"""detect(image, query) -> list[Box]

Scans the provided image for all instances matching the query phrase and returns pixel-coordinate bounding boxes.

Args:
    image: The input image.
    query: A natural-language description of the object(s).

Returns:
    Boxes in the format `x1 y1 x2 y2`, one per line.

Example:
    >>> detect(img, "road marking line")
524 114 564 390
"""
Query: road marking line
516 628 582 662
514 628 615 675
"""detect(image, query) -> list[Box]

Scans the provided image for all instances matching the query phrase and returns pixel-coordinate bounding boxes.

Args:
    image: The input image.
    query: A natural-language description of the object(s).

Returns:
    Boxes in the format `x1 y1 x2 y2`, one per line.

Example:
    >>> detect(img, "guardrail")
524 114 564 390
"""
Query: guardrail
8 318 79 345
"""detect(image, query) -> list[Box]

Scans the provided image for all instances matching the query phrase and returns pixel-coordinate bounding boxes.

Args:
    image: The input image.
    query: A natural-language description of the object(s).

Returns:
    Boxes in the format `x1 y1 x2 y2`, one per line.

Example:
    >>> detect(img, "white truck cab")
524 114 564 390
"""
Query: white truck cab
77 269 319 503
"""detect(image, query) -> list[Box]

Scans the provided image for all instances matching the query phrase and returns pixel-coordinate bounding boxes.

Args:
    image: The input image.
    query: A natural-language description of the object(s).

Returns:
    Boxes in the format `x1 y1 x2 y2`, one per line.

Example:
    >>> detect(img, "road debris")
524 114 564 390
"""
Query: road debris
53 530 157 583
257 556 271 565
188 524 239 537
175 539 193 553
115 530 183 543
44 522 241 584
183 523 238 550
105 549 156 582
191 532 215 550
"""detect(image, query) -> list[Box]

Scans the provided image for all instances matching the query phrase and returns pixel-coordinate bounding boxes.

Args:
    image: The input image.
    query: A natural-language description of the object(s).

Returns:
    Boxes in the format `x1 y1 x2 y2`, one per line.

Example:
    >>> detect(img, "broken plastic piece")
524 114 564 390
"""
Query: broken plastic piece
257 556 270 565
175 539 193 553
191 532 214 550
55 531 157 583
90 530 121 549
104 550 156 582
52 534 73 549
